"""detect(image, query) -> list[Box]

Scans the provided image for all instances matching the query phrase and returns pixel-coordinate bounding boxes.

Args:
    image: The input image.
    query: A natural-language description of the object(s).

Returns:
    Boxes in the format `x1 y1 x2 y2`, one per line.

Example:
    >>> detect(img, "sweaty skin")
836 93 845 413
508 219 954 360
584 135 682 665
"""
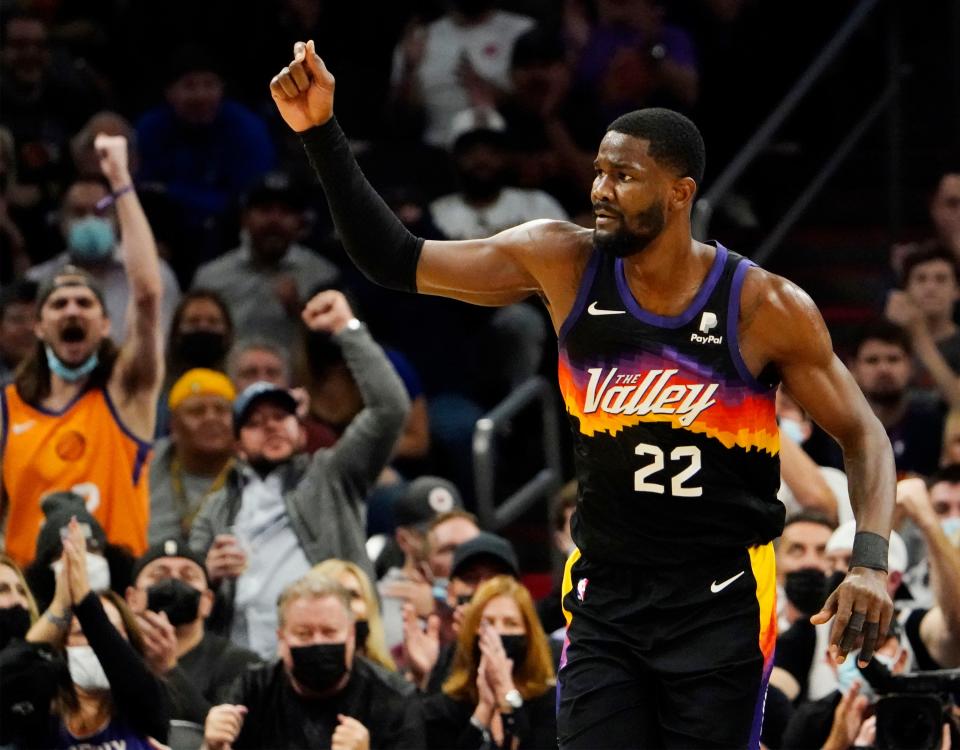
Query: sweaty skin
270 40 896 665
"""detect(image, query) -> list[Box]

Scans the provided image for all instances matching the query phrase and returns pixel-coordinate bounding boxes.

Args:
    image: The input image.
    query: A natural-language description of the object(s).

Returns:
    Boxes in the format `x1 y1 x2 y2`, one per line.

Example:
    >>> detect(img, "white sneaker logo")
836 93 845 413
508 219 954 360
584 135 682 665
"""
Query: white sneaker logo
11 420 36 436
587 301 626 316
710 570 745 594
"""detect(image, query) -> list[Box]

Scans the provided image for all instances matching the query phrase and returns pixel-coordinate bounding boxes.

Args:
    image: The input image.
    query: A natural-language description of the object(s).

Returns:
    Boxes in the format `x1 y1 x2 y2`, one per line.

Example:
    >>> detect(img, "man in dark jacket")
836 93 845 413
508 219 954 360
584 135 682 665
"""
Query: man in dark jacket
203 575 424 750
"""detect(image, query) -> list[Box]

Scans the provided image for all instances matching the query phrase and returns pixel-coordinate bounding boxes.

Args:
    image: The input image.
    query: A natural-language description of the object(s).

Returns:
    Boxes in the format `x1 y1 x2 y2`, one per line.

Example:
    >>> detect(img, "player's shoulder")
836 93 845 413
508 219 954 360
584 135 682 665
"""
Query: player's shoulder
740 265 819 326
499 218 591 253
740 265 830 358
501 219 593 278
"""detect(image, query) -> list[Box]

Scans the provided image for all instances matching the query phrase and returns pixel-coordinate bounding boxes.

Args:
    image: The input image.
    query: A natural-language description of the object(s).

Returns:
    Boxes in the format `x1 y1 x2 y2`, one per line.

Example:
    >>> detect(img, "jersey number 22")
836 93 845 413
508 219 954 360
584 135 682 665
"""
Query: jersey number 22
634 444 702 497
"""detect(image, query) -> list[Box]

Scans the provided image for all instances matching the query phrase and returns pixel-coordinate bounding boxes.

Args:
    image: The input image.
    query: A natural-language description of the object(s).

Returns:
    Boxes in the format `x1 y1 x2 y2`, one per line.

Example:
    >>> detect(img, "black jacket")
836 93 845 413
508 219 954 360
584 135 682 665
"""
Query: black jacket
226 656 425 749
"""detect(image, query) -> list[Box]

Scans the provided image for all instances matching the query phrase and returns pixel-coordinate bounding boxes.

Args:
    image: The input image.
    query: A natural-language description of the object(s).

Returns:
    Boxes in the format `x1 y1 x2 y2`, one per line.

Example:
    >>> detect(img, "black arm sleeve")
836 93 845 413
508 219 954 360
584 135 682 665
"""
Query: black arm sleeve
300 118 425 293
73 593 170 742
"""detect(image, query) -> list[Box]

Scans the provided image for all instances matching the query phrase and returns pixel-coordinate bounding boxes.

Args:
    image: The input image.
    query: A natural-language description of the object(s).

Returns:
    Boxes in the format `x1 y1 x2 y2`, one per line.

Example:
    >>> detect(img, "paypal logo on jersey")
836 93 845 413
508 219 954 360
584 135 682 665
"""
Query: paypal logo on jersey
691 311 723 344
583 367 718 426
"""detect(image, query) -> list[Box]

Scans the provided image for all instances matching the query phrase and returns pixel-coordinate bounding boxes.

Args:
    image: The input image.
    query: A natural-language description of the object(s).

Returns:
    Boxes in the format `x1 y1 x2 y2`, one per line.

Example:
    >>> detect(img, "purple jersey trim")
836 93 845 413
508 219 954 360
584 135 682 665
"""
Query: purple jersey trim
558 249 604 346
615 244 727 329
726 260 771 393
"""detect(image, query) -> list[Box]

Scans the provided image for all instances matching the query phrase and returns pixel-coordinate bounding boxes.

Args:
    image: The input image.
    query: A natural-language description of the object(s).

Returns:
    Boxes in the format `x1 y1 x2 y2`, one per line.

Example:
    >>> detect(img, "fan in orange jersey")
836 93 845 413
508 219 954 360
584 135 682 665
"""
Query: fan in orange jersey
1 134 164 566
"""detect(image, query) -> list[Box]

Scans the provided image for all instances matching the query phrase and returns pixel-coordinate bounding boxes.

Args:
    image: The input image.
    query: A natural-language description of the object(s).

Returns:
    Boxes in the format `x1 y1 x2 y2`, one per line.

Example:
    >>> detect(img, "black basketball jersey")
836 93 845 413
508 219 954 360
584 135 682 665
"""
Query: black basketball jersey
558 243 785 567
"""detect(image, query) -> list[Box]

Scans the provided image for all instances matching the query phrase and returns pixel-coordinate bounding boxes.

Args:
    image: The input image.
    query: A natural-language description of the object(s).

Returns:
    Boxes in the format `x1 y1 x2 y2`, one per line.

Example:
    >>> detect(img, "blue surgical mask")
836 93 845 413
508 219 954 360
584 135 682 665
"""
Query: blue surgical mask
779 417 807 445
941 517 960 546
836 647 903 701
68 216 115 262
45 345 98 382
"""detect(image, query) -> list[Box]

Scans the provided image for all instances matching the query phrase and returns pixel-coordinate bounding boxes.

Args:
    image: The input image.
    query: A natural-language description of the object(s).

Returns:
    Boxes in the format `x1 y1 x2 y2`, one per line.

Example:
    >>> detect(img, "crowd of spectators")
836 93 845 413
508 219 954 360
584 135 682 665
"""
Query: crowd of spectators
1 1 958 748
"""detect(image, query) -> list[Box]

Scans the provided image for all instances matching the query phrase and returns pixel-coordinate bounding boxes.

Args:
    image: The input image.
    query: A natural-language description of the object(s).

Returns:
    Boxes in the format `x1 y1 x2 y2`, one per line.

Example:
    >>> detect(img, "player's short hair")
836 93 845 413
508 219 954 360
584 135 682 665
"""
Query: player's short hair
851 318 912 359
900 240 959 288
607 108 706 185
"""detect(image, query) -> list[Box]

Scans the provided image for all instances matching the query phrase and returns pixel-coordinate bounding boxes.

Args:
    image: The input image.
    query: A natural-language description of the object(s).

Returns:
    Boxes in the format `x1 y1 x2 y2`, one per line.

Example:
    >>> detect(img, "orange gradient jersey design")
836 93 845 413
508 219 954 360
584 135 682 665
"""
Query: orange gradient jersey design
2 384 152 565
557 244 785 567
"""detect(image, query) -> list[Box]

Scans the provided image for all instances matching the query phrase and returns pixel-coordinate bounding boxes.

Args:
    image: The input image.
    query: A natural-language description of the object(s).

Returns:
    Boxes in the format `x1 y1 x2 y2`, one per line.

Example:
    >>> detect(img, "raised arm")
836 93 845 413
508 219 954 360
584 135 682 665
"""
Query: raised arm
741 270 896 665
298 290 409 494
99 135 164 440
270 41 587 330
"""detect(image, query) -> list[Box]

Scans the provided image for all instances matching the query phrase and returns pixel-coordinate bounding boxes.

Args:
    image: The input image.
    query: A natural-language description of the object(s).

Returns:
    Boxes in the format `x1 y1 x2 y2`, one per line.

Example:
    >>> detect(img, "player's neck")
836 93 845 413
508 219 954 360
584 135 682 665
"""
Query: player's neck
43 373 89 411
620 230 710 310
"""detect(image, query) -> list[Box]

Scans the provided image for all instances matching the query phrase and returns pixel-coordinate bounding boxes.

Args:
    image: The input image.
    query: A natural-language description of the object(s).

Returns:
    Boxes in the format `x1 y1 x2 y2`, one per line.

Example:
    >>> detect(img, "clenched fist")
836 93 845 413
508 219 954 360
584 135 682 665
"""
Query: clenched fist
270 40 335 133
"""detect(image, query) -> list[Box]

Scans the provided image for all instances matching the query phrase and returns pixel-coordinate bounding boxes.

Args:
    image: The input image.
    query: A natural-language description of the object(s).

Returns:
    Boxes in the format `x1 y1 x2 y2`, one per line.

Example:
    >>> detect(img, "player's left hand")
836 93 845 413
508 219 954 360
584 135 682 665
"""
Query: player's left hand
811 567 893 667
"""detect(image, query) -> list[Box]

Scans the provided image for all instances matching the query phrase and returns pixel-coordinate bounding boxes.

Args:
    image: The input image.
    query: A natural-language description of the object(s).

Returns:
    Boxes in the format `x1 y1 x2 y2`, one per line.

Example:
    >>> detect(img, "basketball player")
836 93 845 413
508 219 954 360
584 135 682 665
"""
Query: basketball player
270 42 896 747
1 135 163 566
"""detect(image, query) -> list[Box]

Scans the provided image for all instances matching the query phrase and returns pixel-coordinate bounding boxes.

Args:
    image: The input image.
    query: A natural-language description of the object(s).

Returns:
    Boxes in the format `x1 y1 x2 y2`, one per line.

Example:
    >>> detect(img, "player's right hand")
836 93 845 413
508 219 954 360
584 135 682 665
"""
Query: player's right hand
204 704 247 750
270 40 334 132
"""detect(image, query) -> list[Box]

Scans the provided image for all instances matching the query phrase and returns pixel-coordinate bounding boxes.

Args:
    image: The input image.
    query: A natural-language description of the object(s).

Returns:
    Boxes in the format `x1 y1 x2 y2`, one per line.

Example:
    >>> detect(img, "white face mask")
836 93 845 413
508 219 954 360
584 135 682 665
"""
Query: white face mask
51 553 111 593
67 645 111 691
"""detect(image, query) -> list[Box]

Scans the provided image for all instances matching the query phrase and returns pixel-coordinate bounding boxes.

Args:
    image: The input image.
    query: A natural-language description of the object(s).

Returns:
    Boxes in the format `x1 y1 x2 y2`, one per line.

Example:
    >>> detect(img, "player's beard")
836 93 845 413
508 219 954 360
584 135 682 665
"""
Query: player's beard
594 199 666 258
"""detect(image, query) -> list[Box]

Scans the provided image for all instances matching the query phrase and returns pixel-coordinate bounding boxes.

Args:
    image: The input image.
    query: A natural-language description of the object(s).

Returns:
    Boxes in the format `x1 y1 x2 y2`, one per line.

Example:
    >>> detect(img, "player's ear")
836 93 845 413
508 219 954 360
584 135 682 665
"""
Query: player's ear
671 177 697 210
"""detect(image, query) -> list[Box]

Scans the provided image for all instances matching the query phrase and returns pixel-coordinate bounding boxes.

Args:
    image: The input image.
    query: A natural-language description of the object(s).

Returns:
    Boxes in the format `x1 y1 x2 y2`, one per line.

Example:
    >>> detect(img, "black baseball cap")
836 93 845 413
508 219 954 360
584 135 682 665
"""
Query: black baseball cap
242 171 306 212
36 265 107 312
393 476 464 530
451 532 520 580
234 381 298 432
34 491 107 565
131 538 209 586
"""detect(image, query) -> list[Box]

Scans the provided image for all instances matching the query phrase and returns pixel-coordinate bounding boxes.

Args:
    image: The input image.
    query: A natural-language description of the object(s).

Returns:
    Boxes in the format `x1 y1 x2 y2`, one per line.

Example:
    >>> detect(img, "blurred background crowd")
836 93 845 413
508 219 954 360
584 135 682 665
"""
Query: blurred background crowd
1 0 959 748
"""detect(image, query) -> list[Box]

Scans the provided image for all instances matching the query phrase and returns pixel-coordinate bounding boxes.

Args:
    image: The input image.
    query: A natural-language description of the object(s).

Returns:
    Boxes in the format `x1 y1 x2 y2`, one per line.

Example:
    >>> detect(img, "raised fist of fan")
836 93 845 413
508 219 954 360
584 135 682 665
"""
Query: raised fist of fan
270 40 335 132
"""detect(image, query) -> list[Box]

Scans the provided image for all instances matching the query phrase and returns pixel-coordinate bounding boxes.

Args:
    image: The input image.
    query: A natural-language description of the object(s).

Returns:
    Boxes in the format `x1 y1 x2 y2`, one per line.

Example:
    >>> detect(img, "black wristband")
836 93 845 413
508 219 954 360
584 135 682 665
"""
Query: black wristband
300 118 424 293
850 531 889 572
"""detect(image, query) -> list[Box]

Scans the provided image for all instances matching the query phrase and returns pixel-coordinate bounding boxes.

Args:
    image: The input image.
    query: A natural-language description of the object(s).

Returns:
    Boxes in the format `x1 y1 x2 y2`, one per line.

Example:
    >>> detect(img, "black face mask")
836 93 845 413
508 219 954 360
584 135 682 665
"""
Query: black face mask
354 620 370 651
785 568 829 616
289 643 348 694
174 330 227 368
0 605 31 649
147 579 202 626
473 633 528 665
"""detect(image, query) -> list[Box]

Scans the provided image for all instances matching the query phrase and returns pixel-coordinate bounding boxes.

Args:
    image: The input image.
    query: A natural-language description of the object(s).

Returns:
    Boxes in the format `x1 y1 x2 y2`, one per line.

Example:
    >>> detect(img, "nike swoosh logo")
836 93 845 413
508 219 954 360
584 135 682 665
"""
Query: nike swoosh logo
587 301 626 316
710 570 745 594
11 420 36 435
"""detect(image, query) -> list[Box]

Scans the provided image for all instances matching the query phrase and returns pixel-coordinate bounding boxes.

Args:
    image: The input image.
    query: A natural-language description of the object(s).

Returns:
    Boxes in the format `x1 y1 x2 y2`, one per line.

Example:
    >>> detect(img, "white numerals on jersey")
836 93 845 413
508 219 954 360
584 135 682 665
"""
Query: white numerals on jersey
633 443 703 497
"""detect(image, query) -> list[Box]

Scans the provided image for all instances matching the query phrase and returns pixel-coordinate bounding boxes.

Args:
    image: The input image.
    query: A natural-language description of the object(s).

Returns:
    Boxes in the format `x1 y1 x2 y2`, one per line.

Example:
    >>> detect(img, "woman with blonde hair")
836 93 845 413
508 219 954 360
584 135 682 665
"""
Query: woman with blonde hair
424 575 557 749
0 553 39 648
308 558 397 671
